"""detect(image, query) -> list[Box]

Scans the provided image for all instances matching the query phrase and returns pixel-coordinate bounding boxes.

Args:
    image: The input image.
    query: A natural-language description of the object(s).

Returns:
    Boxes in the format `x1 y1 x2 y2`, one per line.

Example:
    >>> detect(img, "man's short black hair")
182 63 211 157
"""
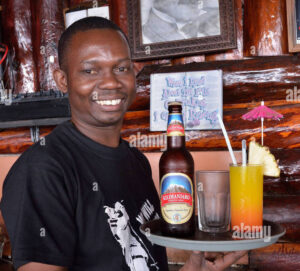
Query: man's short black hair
58 16 129 70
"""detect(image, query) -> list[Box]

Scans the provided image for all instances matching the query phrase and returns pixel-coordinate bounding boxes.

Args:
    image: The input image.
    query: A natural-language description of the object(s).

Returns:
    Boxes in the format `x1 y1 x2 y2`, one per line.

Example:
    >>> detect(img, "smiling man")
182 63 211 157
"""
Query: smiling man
1 17 246 271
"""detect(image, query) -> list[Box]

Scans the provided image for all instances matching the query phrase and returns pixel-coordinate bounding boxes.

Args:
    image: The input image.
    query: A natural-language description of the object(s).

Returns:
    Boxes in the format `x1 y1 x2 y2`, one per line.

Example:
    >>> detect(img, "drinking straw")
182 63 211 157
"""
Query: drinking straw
217 113 237 165
242 139 247 166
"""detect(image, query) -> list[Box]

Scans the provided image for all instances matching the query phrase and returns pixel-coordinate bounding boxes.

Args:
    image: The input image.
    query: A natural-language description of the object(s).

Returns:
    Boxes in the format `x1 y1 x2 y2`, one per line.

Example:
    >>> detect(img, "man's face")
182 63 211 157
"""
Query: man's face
63 29 136 128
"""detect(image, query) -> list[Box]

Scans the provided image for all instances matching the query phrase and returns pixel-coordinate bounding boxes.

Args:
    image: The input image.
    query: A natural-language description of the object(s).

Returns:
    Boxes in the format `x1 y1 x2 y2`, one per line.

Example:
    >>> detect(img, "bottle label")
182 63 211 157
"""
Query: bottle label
160 173 193 224
167 113 185 136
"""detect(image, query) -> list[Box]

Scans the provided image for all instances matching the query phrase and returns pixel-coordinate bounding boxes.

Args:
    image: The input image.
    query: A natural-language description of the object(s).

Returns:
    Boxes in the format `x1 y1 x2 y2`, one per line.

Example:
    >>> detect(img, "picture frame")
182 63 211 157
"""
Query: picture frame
126 0 236 60
63 0 110 28
286 0 300 52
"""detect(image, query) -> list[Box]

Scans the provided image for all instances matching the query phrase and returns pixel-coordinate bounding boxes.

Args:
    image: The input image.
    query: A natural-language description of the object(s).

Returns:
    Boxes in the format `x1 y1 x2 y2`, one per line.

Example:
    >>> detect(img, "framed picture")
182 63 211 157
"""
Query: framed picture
286 0 300 52
150 70 223 131
126 0 236 60
64 0 110 28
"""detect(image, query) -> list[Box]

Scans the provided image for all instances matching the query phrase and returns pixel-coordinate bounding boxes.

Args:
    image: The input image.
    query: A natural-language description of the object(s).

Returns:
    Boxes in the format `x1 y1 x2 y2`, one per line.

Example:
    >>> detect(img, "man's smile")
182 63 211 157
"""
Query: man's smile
95 99 122 106
92 96 126 112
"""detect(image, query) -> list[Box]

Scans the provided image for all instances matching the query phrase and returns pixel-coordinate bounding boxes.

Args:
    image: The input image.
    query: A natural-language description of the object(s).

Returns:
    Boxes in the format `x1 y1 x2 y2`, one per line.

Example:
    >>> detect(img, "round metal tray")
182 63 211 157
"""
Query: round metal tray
140 219 285 251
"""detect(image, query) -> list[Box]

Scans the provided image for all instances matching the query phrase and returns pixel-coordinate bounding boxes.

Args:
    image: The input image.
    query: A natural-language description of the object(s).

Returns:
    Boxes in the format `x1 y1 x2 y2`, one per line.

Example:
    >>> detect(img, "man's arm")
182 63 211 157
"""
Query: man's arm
1 161 76 270
180 250 247 271
18 262 68 271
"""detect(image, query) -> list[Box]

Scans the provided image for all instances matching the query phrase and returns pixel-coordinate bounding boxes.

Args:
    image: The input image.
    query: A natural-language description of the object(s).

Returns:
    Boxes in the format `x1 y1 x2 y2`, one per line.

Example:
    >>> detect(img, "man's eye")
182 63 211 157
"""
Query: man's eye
83 69 97 74
114 66 129 73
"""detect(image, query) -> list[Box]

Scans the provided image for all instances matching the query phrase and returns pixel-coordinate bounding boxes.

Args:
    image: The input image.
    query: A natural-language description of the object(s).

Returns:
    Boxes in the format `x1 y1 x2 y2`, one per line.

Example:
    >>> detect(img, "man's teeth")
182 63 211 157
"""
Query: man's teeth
96 99 121 106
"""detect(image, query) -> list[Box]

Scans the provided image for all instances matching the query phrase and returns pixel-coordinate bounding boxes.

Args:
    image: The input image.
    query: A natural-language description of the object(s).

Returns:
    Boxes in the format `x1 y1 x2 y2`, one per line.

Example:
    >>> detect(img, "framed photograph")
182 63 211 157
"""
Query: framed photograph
126 0 236 60
150 70 223 131
287 0 300 52
64 0 110 28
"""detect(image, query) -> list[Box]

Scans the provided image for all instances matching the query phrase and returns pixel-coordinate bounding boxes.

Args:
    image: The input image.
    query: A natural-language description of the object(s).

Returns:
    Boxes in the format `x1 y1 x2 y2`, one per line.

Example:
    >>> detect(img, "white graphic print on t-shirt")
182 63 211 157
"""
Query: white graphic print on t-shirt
136 199 160 225
104 201 159 271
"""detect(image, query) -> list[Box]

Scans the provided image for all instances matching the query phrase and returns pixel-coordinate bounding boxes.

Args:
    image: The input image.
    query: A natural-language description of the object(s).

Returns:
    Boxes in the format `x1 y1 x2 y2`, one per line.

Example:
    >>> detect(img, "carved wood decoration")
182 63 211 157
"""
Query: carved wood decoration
171 55 205 66
2 0 38 93
244 0 289 56
111 0 128 35
34 0 65 91
69 0 90 5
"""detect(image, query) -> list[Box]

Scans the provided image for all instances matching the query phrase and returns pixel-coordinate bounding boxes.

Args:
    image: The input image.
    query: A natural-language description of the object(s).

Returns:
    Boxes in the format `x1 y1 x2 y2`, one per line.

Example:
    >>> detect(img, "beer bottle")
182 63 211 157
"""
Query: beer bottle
159 101 195 237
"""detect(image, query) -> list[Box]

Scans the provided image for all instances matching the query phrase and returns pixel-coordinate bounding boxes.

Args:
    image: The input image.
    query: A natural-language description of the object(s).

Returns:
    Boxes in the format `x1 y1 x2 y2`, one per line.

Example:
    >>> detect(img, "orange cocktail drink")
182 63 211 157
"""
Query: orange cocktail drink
229 164 263 232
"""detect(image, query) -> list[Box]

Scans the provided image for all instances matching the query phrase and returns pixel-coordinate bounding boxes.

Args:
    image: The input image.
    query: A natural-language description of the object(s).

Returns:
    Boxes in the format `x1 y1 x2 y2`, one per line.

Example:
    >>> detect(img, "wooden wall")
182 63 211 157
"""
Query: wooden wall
1 0 300 270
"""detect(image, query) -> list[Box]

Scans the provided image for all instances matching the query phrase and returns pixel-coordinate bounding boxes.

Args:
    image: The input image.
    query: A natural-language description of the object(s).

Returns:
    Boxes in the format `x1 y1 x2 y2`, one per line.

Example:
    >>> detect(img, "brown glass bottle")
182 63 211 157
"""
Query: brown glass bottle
159 102 195 237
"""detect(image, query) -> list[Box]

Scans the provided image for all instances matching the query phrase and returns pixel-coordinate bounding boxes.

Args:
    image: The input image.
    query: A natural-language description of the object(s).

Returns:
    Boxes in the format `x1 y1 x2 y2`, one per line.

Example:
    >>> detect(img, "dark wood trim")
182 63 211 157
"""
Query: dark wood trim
126 0 236 60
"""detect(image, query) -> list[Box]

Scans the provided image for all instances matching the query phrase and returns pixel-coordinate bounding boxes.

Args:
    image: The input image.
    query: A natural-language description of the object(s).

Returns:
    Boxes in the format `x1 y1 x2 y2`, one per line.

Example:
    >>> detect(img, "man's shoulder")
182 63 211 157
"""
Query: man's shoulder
14 122 73 168
10 144 60 177
3 124 75 194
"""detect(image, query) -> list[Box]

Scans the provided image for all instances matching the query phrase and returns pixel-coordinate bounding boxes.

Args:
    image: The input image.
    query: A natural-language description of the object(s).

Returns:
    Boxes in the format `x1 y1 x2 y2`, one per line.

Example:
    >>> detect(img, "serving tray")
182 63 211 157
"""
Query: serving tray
140 219 285 251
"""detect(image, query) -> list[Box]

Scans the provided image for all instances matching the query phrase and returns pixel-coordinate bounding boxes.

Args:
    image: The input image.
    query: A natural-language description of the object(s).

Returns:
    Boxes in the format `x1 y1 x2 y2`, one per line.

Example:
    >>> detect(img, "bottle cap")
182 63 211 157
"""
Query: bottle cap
168 101 182 106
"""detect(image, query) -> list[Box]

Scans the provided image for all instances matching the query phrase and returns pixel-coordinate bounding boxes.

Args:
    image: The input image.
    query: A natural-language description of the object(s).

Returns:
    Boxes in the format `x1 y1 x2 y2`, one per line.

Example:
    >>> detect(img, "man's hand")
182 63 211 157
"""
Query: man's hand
180 250 247 271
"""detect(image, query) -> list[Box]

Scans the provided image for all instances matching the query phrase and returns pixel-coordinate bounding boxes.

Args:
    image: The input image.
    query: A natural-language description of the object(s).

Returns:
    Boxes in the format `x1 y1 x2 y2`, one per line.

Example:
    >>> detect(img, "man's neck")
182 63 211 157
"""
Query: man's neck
71 119 122 148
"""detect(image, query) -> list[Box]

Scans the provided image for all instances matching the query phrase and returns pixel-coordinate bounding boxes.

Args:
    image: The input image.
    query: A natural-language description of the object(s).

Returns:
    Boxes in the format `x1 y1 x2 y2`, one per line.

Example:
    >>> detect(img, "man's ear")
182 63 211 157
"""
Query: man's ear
53 68 68 93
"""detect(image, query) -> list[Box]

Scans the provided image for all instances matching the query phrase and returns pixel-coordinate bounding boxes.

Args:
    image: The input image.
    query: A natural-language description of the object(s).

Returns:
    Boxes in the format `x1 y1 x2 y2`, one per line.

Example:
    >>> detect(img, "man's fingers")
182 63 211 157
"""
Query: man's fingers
189 250 248 270
188 251 205 266
204 252 224 261
214 250 248 269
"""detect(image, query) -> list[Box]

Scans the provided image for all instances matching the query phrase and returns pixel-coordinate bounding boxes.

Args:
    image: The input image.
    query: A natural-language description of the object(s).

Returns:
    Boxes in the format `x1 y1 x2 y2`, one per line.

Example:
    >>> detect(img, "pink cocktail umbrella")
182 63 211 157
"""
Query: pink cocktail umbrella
242 101 283 145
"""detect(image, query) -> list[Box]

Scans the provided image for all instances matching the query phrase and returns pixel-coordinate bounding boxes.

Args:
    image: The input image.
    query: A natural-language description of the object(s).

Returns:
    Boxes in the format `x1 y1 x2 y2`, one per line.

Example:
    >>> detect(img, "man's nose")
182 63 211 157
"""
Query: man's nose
98 71 122 89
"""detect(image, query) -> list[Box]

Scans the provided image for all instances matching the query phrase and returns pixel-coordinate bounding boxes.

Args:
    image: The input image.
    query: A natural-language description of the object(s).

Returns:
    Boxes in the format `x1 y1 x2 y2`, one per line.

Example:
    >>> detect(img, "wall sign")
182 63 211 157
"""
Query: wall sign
150 70 223 131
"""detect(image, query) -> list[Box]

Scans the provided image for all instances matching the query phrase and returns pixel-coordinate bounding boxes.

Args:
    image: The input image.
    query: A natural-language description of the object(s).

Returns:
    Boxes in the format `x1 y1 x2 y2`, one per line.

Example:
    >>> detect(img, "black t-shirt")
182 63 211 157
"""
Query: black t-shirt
0 121 168 271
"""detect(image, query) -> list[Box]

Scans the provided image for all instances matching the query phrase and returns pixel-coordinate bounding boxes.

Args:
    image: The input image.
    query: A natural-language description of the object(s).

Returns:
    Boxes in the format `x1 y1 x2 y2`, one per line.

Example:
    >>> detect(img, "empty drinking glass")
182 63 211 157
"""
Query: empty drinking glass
196 170 230 233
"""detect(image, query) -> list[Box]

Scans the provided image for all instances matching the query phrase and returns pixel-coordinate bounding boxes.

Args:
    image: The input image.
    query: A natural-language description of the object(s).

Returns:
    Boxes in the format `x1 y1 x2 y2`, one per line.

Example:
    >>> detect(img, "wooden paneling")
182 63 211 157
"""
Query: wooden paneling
132 56 300 111
111 0 128 35
33 0 64 91
121 103 300 150
68 0 94 6
0 127 53 154
272 149 300 177
264 177 300 195
2 0 38 93
171 55 205 65
243 0 289 56
249 243 300 271
264 196 300 241
1 100 300 152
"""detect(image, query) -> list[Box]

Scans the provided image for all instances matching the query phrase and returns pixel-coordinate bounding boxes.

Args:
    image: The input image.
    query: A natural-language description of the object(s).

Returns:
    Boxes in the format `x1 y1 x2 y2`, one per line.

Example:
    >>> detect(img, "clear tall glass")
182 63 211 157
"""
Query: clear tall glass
196 170 230 233
229 164 263 233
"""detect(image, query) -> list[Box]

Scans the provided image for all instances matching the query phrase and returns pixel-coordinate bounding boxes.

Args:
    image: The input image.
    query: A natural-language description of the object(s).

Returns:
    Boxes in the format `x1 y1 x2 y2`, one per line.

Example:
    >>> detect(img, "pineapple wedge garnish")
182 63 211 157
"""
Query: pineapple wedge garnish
248 139 280 177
